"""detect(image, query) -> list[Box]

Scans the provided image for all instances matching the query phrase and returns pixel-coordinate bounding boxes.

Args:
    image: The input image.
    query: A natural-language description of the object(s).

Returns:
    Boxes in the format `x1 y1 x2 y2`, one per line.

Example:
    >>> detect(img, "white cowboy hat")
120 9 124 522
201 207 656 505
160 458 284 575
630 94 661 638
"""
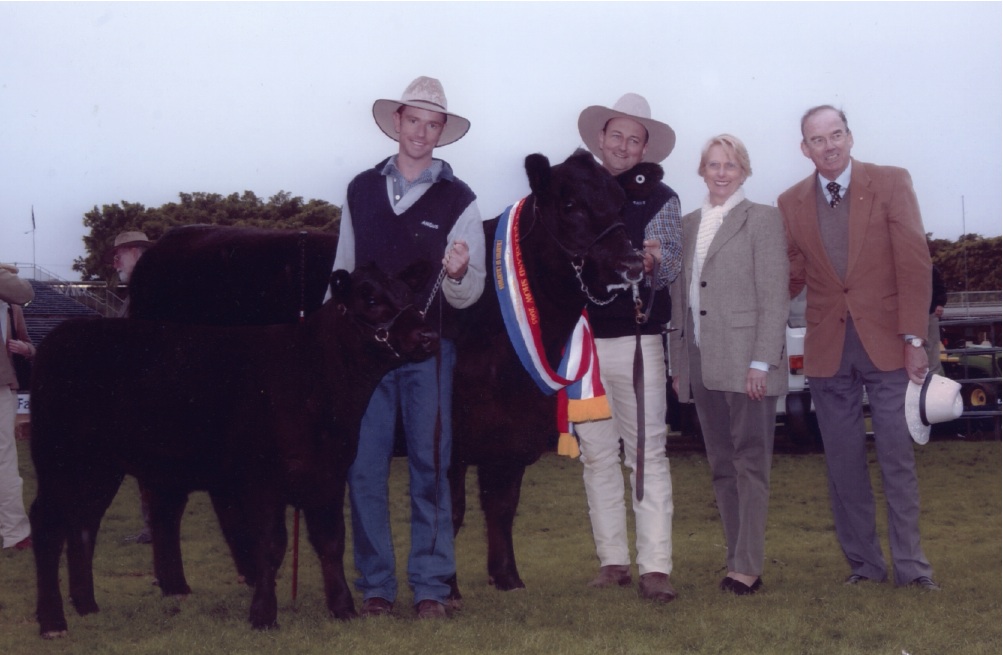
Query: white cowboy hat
372 76 470 147
905 372 963 445
112 231 154 251
578 93 676 164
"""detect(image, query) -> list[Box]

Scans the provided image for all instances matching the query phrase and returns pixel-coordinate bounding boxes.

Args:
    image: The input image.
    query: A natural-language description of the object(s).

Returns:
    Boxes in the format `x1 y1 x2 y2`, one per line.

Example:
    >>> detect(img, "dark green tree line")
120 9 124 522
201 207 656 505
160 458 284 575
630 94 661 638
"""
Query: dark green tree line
74 191 341 281
928 233 1001 294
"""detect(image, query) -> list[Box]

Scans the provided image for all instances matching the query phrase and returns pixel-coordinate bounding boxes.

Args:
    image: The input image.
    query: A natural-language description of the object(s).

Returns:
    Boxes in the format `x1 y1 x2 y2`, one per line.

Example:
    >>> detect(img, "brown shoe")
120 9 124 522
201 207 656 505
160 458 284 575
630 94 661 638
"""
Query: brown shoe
639 572 677 603
588 564 632 588
360 597 393 618
415 599 447 619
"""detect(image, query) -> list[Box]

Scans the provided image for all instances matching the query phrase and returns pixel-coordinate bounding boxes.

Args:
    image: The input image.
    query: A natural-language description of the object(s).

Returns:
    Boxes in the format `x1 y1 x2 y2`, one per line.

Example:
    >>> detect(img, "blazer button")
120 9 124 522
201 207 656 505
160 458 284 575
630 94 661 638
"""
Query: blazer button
701 281 707 287
700 310 707 316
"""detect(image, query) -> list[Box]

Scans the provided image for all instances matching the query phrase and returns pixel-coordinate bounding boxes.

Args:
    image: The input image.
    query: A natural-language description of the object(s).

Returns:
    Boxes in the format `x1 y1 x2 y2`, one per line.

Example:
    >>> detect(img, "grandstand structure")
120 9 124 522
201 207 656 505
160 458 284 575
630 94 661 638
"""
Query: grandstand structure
9 264 122 346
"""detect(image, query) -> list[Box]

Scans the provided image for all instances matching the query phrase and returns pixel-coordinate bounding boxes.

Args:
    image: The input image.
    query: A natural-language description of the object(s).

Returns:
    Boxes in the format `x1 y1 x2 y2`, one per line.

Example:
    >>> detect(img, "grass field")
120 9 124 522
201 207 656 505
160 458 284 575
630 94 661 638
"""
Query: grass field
1 432 999 655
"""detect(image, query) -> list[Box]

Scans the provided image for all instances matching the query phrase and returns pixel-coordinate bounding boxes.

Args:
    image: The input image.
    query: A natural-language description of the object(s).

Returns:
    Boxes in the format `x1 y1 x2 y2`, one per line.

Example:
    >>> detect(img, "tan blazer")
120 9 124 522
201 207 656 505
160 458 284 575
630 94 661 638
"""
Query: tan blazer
0 267 34 390
669 199 790 401
778 160 931 377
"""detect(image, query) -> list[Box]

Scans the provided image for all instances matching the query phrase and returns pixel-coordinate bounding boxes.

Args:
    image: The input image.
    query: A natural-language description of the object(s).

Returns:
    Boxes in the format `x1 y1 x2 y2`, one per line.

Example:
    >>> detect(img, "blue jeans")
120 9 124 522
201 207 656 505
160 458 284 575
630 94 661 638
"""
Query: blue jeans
348 339 456 605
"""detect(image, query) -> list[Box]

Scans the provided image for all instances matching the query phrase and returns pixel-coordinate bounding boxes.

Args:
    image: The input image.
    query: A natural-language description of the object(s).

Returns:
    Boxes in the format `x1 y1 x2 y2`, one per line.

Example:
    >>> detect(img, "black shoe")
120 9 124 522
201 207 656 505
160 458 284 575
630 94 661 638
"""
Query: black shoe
729 577 763 596
844 573 869 585
719 577 733 591
909 576 941 591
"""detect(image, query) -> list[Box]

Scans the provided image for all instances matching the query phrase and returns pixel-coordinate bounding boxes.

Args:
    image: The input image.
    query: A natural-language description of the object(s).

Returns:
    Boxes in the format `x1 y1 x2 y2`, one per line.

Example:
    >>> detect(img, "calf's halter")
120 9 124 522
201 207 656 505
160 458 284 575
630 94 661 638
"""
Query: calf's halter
341 302 416 359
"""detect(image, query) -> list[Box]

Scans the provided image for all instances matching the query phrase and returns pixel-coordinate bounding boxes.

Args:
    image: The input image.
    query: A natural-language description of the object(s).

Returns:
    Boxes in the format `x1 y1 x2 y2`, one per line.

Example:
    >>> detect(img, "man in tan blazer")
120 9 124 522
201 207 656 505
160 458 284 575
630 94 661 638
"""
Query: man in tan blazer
778 106 937 590
0 263 34 551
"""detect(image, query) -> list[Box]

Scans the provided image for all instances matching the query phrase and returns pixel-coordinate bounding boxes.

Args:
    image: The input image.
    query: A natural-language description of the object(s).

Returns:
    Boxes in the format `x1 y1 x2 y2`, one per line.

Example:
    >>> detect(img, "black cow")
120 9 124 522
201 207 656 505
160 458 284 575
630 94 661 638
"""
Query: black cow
129 225 339 324
449 150 642 597
29 265 437 637
120 151 640 604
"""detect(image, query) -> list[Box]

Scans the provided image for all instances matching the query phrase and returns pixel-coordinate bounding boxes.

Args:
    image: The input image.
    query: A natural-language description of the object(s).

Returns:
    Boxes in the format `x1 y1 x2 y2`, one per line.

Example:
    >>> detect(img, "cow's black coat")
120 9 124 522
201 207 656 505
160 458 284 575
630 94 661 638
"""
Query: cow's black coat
449 150 643 596
113 150 640 607
30 266 436 637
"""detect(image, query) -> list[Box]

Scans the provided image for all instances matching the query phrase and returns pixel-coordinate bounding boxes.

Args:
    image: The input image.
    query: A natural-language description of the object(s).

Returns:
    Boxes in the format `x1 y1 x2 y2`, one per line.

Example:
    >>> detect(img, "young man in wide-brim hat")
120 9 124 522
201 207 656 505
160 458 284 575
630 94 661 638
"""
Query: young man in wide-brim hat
573 93 683 604
333 76 485 620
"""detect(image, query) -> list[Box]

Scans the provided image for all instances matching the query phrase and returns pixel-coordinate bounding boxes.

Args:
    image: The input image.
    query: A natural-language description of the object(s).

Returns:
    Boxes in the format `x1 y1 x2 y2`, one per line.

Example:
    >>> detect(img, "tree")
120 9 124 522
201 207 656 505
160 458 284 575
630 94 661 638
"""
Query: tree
929 233 1002 294
73 191 341 281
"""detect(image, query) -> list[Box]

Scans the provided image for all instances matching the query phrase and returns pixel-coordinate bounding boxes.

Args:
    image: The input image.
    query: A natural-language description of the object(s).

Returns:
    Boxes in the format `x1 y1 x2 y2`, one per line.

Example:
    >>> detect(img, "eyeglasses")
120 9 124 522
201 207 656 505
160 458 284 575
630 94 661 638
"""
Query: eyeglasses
807 130 848 149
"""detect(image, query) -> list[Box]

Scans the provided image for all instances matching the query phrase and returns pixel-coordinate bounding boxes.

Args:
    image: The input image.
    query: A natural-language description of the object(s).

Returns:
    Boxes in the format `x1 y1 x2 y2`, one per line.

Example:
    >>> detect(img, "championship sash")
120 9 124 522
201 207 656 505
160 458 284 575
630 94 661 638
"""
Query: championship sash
494 198 610 457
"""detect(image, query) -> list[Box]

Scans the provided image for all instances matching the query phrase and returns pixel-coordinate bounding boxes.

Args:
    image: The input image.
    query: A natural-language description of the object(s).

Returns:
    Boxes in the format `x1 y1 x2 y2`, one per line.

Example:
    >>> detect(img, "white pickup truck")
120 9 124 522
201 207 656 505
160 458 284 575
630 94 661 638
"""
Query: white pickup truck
778 289 818 445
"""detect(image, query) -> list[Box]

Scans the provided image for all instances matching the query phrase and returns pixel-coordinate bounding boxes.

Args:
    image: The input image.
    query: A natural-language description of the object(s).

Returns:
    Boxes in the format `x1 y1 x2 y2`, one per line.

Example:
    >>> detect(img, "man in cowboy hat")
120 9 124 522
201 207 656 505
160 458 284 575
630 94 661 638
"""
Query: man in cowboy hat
574 93 682 603
333 76 485 619
779 105 938 590
0 263 34 552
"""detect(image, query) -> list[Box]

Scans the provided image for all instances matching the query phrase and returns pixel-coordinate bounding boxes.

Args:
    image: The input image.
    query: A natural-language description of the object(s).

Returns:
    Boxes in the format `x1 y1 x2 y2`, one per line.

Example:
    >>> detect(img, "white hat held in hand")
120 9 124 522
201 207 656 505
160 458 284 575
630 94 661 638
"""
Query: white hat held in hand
905 372 964 445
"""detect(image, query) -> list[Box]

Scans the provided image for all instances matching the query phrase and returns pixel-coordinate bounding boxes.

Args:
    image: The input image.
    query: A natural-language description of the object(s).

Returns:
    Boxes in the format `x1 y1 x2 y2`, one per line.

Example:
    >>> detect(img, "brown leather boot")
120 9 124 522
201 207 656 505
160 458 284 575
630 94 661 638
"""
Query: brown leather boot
639 572 677 603
587 564 632 588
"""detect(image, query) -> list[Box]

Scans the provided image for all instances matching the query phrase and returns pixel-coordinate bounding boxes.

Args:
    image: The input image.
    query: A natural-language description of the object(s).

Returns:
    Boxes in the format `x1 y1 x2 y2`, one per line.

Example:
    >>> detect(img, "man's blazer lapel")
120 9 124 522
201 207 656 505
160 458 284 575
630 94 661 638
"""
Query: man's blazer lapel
792 173 843 286
846 159 875 278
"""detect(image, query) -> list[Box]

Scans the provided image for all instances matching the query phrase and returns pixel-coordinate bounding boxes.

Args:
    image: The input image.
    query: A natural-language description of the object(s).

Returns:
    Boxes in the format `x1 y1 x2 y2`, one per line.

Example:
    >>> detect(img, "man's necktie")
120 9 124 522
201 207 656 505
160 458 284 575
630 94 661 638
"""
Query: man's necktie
826 181 842 208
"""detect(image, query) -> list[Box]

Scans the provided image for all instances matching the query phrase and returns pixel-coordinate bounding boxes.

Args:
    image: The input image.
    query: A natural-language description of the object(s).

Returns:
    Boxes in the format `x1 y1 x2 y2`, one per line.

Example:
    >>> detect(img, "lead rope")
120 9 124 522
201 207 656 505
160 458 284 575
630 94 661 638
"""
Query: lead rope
631 261 659 503
292 231 308 603
422 249 451 556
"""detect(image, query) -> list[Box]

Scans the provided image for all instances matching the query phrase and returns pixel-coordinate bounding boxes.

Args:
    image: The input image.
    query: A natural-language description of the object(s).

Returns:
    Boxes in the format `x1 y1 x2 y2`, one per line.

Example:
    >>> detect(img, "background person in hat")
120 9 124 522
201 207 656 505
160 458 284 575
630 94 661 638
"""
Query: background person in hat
0 263 34 552
573 93 682 603
333 76 485 619
111 230 154 291
779 105 938 590
111 231 156 544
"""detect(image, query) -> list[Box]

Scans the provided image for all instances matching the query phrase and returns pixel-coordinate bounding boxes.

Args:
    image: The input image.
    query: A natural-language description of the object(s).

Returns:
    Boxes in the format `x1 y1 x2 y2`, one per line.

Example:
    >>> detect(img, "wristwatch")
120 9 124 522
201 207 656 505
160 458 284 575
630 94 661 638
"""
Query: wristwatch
905 336 925 348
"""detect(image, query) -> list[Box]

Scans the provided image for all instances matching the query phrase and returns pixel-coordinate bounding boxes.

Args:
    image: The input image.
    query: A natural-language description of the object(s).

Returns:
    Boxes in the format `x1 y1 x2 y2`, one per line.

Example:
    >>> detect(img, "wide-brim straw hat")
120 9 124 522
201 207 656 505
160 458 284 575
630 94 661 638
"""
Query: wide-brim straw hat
905 372 964 445
112 231 154 252
578 93 676 164
372 76 470 147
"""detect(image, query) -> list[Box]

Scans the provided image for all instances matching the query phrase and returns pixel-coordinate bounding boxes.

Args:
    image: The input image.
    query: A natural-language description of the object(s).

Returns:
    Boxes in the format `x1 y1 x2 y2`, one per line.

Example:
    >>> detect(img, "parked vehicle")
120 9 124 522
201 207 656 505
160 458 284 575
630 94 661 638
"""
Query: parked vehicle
936 307 1001 437
779 289 819 445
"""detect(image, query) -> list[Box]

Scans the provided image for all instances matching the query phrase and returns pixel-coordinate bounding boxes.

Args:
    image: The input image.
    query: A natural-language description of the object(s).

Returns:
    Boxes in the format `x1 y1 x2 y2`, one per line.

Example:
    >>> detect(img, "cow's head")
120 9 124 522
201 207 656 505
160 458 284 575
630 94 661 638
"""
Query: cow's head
330 263 439 362
525 150 644 305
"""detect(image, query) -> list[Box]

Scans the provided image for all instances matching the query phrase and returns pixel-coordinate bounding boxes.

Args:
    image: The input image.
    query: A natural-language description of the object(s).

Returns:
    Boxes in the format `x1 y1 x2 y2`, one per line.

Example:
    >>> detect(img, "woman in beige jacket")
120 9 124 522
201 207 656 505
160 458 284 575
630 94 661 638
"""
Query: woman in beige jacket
669 135 789 595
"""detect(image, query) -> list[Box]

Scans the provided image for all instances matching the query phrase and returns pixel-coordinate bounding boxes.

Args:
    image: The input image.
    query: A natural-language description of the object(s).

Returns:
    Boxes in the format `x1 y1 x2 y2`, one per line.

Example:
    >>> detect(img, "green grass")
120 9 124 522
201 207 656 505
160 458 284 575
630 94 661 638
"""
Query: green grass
1 435 999 654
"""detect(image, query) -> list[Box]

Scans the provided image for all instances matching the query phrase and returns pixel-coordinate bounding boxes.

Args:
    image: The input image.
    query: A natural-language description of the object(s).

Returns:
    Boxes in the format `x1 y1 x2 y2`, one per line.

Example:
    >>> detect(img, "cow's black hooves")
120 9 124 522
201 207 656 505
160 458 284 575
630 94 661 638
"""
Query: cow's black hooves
489 576 526 592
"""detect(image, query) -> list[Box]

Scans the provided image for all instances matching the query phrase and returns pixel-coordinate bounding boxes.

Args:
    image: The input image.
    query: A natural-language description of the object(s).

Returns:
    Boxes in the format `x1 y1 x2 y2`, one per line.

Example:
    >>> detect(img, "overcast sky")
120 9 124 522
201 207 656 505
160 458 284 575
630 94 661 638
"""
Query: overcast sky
2 1 1000 280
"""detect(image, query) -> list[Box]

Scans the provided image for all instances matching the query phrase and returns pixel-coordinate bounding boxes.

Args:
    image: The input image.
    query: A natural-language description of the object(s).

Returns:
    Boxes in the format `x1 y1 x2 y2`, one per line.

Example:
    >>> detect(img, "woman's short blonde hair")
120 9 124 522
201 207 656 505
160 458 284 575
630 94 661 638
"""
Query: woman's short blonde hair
697 134 752 178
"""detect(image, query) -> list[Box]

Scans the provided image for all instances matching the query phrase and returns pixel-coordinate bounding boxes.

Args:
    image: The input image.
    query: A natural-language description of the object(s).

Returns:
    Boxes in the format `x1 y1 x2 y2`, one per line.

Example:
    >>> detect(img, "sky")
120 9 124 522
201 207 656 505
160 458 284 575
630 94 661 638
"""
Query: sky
1 1 1000 280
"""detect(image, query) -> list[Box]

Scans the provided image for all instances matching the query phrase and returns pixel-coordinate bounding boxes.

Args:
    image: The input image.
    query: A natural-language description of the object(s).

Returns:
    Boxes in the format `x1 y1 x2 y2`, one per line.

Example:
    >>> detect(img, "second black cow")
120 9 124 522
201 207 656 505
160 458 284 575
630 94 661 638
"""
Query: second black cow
30 265 437 637
121 150 641 605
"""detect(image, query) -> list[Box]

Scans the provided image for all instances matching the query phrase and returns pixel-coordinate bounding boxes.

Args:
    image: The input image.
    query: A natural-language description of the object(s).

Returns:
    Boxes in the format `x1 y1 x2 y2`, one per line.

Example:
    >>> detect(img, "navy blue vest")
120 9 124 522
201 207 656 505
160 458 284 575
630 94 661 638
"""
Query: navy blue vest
348 158 475 336
589 164 677 338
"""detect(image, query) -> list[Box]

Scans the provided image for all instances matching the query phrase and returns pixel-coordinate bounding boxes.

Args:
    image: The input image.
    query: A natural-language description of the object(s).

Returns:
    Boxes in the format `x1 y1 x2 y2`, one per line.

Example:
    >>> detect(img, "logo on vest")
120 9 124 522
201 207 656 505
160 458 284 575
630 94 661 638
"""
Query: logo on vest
420 220 440 230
